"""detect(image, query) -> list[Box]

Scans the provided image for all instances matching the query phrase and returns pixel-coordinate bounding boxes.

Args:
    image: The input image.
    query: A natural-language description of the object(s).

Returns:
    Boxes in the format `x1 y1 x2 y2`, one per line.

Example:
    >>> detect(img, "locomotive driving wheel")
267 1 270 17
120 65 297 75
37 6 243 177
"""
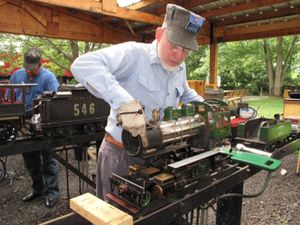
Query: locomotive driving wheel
0 121 17 145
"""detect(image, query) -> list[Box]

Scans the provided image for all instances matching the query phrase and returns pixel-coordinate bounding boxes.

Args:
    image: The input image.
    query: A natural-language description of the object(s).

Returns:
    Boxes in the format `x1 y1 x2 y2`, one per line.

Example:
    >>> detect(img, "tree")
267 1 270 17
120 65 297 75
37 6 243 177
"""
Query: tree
217 40 267 94
23 37 108 77
0 34 108 78
185 45 209 80
263 36 298 96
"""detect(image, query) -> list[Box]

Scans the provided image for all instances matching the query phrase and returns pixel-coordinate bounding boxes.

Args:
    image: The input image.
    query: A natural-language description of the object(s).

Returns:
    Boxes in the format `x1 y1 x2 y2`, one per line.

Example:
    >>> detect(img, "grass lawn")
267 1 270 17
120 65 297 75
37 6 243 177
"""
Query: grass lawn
243 96 284 118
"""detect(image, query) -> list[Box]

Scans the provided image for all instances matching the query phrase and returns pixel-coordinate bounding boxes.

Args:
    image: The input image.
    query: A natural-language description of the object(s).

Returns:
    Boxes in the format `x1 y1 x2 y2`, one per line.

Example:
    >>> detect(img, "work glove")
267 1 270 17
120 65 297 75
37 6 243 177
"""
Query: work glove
117 100 149 148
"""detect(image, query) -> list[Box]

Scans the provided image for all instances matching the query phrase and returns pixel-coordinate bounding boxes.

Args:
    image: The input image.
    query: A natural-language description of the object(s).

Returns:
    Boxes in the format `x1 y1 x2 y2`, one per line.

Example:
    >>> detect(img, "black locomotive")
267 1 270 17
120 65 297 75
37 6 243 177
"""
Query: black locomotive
0 84 110 145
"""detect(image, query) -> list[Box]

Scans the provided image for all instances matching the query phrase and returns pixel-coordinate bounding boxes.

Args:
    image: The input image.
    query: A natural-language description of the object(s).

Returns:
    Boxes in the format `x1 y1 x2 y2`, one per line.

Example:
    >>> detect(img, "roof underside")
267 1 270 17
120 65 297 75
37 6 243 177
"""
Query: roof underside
0 0 299 44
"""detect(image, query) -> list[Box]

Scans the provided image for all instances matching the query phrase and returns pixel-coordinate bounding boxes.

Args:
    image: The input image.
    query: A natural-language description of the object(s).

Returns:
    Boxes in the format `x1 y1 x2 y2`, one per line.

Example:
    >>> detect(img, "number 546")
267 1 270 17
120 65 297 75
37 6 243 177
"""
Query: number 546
74 103 95 116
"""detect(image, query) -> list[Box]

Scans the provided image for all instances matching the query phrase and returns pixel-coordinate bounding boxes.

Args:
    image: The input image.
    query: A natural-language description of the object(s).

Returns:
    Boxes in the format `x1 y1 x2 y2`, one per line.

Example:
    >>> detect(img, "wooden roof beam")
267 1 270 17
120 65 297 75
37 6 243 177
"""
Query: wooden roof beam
200 0 291 18
29 0 164 25
127 0 158 10
152 0 215 16
181 0 216 10
218 18 300 41
0 1 142 43
0 0 6 7
219 27 300 42
214 6 300 27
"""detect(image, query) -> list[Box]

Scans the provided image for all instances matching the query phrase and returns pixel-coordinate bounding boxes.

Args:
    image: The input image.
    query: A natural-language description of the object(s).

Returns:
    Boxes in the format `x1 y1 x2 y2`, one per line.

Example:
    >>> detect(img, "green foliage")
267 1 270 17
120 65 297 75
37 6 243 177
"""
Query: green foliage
0 34 107 78
185 36 300 95
185 45 209 80
218 40 267 91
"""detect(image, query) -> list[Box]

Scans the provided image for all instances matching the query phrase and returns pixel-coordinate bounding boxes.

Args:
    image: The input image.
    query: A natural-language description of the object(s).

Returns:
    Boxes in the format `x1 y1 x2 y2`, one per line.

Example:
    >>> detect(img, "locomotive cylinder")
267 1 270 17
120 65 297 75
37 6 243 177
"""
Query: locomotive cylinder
122 114 205 156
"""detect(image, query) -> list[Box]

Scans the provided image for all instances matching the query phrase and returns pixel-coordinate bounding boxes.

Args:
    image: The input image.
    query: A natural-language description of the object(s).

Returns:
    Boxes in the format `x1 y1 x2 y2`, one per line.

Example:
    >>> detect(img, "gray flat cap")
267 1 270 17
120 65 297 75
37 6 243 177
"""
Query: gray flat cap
162 4 205 51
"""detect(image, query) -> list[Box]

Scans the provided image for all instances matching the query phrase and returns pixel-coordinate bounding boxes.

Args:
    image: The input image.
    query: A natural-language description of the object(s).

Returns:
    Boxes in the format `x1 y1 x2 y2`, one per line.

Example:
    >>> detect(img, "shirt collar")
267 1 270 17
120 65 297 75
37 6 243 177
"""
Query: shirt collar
149 40 160 64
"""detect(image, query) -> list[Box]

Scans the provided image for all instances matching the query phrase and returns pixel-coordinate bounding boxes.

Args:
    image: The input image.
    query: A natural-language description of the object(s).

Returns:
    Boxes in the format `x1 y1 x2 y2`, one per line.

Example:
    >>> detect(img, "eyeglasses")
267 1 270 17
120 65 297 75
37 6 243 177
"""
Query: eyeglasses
168 42 191 55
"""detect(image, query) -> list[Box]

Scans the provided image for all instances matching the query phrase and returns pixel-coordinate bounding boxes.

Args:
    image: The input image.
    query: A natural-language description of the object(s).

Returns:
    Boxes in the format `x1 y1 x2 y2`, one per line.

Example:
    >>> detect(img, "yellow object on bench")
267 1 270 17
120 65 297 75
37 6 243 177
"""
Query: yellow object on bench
70 193 133 225
282 98 300 175
188 80 205 96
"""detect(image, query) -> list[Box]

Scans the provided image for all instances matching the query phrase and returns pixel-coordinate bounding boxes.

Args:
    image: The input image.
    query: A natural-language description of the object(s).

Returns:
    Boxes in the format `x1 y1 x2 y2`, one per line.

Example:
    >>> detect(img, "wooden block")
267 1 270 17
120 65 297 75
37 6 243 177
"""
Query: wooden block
70 193 133 225
87 147 97 161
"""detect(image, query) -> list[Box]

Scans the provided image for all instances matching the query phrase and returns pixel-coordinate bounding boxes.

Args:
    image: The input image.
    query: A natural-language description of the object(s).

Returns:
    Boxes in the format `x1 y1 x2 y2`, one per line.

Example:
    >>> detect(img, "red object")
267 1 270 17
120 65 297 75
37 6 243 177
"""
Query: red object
230 117 248 128
4 62 11 69
40 59 50 64
64 70 73 77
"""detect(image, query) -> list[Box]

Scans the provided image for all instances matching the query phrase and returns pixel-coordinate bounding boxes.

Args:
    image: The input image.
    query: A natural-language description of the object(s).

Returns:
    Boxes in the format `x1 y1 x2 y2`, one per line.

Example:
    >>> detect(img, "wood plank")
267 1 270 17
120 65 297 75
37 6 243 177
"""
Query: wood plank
215 6 300 27
127 0 158 10
0 2 142 43
102 0 117 13
0 0 6 7
219 27 300 42
70 193 133 225
181 0 216 9
221 19 300 37
152 0 215 15
18 1 47 27
200 0 289 18
30 0 163 25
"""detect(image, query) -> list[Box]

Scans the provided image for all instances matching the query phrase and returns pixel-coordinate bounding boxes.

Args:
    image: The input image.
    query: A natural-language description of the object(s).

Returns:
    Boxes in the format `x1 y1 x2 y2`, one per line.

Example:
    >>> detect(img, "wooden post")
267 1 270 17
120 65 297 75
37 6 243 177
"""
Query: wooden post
209 23 218 90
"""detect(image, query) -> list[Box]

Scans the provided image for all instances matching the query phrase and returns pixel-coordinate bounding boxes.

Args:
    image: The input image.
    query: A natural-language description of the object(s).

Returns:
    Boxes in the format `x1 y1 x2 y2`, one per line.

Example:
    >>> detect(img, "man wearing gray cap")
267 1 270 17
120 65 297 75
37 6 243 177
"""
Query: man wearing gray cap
71 4 205 199
8 47 60 207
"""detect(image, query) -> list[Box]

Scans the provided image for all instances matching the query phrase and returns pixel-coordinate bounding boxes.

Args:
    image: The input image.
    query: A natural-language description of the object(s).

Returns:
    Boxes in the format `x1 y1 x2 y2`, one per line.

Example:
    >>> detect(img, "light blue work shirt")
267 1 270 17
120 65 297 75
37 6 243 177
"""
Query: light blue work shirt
71 41 203 143
8 67 59 115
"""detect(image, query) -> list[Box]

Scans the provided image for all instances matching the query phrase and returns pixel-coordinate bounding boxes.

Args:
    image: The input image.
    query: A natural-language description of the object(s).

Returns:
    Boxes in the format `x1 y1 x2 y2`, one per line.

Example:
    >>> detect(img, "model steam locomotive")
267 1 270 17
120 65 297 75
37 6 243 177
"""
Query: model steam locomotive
107 100 297 213
108 100 239 211
0 84 110 145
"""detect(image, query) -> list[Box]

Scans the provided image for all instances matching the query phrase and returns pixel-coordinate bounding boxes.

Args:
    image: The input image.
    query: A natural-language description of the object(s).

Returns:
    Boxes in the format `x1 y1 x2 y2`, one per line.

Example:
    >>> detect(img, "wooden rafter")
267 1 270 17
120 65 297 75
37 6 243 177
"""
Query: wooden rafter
0 0 6 7
29 0 164 25
219 18 300 41
158 0 176 4
214 6 300 27
0 1 143 43
124 19 135 35
223 18 300 36
152 0 215 15
200 0 291 18
127 0 158 10
17 1 47 27
181 0 216 10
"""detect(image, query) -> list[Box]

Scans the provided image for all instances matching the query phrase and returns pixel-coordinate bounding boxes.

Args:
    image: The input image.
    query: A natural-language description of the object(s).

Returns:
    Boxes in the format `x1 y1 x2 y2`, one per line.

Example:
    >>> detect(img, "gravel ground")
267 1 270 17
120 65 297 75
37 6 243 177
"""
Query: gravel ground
0 149 299 225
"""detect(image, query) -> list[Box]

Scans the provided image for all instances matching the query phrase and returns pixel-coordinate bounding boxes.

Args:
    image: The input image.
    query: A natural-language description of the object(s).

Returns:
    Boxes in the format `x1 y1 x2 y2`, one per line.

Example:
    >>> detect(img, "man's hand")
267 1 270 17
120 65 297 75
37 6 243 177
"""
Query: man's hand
117 100 149 148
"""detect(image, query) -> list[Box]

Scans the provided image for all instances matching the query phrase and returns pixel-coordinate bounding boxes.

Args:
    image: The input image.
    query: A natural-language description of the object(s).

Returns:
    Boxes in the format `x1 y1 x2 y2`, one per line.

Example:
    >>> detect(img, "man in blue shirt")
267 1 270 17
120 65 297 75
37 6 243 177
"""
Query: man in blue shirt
9 47 60 207
71 4 205 199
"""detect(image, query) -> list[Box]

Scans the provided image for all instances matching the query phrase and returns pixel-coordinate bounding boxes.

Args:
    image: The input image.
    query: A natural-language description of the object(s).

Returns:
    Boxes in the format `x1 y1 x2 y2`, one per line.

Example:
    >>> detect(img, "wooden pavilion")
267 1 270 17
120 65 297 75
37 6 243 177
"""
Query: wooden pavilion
0 0 299 87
